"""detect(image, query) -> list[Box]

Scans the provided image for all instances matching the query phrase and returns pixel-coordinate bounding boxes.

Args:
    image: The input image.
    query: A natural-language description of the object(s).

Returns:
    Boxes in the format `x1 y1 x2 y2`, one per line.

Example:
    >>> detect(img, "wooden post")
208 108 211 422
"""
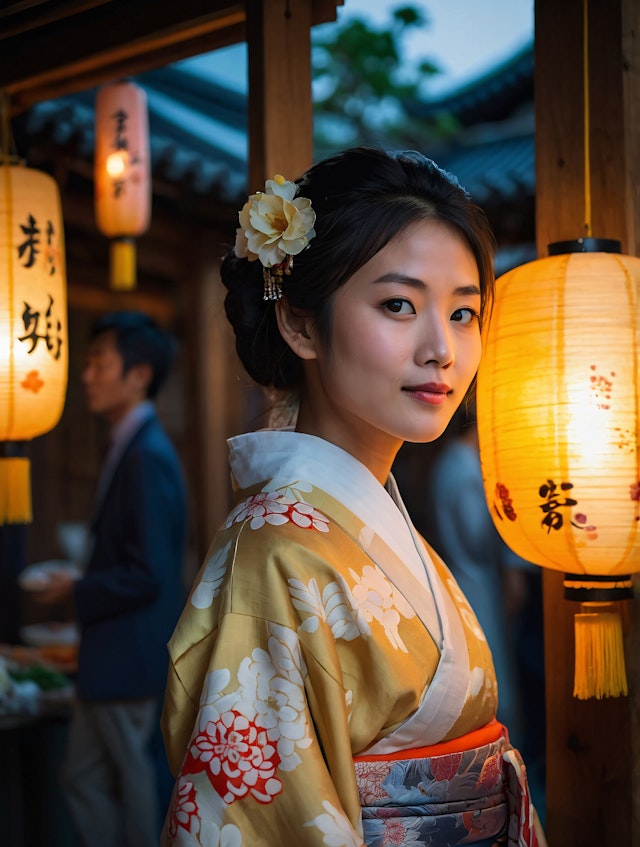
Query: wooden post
245 0 314 190
535 0 640 844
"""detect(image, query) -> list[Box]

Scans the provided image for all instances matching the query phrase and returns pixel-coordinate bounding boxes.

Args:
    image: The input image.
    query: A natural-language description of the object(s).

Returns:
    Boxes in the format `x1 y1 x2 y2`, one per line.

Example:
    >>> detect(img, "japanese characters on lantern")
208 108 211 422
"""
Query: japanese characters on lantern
0 163 68 523
94 79 151 290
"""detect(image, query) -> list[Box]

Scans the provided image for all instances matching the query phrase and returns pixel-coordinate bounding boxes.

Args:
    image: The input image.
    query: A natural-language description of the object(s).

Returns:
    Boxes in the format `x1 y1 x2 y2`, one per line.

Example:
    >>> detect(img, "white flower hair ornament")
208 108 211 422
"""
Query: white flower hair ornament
234 174 316 301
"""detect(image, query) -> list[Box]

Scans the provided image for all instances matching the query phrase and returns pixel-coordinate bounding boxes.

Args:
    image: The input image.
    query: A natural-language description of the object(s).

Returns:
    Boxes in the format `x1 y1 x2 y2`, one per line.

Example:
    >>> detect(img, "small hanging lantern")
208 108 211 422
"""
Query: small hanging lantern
0 161 68 524
94 79 151 291
477 238 639 700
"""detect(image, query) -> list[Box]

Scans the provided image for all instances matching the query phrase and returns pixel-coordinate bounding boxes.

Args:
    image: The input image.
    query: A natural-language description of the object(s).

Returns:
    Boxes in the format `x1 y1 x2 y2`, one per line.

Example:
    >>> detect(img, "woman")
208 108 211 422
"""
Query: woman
161 147 544 846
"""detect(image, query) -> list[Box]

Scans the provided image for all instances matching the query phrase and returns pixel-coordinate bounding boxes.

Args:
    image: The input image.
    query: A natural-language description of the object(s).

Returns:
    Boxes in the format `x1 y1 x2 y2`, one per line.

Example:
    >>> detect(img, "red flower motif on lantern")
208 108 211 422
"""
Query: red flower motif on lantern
21 370 44 393
184 710 283 805
494 482 517 521
630 482 640 501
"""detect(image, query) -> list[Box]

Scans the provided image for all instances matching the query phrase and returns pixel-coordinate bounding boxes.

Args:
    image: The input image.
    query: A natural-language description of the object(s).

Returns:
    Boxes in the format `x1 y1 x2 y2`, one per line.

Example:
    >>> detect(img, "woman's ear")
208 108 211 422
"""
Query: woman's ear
275 299 318 360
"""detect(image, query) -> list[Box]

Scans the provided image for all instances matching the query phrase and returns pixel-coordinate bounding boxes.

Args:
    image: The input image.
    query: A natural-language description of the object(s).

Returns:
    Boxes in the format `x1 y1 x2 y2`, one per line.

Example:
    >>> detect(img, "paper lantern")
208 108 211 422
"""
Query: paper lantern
477 239 639 699
0 163 68 524
94 79 151 291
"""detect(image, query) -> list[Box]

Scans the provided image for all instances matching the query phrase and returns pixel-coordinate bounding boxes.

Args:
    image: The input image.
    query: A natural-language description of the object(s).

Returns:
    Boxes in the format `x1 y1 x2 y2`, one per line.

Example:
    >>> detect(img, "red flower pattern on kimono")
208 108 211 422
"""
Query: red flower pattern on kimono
431 751 463 782
382 818 408 845
226 491 329 532
168 779 199 841
355 761 392 804
184 710 283 805
476 752 502 792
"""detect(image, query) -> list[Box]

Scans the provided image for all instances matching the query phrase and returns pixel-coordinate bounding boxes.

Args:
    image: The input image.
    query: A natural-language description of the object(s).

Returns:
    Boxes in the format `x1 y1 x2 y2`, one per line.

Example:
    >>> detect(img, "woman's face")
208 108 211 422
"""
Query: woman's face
298 219 482 477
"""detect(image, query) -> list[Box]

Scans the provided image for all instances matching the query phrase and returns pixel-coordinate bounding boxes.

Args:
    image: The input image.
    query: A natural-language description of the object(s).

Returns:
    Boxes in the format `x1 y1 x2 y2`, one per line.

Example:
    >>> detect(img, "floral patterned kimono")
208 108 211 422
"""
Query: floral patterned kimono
161 431 541 847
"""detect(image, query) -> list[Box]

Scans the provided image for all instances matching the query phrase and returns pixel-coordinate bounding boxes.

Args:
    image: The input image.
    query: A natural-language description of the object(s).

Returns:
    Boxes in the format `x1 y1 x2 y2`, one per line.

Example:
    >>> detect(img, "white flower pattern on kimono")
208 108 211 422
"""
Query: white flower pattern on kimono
345 689 353 723
236 629 312 771
469 666 486 697
191 541 233 609
444 575 486 642
201 821 242 847
288 576 370 640
348 564 416 653
226 492 329 532
304 800 363 847
180 624 312 823
268 478 313 502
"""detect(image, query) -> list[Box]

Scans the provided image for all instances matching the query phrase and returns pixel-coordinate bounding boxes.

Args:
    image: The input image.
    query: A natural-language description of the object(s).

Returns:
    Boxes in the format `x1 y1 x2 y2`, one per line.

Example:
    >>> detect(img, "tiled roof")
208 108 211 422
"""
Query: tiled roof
14 41 534 216
407 43 534 127
439 126 534 205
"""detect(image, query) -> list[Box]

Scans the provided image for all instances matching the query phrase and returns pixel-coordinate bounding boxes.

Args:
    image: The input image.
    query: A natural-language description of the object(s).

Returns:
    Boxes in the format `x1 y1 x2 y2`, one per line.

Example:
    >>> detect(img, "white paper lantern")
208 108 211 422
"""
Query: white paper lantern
477 240 639 699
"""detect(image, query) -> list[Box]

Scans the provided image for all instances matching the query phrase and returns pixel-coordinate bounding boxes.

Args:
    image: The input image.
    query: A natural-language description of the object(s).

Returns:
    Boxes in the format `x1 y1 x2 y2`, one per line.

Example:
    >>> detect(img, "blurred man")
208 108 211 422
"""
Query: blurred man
38 310 187 847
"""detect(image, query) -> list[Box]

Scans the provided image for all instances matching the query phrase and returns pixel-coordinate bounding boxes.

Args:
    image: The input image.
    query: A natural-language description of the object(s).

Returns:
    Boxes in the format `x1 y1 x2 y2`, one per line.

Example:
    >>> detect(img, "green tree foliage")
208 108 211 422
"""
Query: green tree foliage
312 5 458 156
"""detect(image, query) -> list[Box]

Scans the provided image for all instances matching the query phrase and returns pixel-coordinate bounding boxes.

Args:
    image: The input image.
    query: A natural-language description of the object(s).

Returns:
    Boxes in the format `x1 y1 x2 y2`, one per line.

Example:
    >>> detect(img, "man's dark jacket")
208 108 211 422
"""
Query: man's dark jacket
73 411 187 701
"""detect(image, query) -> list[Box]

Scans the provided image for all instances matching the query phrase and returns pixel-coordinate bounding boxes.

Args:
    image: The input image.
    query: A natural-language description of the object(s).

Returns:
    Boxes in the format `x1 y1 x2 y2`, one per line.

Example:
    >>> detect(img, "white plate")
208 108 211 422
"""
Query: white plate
19 622 80 648
18 560 82 592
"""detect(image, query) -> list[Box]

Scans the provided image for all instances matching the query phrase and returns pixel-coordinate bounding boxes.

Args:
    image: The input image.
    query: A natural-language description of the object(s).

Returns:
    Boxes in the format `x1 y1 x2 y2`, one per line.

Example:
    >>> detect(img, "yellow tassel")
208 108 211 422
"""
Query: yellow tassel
0 456 33 524
573 603 628 699
110 238 137 290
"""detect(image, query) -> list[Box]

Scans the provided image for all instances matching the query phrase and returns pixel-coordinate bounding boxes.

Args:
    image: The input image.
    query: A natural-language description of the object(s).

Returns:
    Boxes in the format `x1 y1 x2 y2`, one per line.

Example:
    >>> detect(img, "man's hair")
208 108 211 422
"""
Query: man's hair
90 310 177 399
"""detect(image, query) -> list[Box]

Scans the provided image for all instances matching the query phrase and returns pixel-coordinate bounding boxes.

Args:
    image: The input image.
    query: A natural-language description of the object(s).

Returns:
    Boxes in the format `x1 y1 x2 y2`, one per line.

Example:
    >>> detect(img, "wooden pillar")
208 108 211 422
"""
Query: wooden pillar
535 1 640 844
245 0 314 189
186 255 246 564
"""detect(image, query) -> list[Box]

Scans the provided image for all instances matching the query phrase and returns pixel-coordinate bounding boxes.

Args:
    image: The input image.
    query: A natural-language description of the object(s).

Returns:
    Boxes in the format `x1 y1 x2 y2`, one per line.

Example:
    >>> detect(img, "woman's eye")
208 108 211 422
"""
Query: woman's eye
384 298 415 315
451 307 479 326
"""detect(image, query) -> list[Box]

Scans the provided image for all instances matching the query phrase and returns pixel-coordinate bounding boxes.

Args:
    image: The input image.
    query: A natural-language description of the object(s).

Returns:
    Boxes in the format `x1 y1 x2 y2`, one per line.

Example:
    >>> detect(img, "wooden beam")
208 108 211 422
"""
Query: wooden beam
246 0 314 189
1 0 246 110
535 0 640 844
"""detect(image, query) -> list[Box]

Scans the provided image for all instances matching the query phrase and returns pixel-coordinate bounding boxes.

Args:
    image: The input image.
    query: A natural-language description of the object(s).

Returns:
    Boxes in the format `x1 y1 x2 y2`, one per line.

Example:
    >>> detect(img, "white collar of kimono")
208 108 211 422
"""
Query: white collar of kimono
228 429 427 585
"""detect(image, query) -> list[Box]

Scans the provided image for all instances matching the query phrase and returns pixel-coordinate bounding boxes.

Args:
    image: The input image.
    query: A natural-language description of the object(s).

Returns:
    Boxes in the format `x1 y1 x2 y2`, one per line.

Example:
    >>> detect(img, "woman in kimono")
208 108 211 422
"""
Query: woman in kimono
161 147 545 847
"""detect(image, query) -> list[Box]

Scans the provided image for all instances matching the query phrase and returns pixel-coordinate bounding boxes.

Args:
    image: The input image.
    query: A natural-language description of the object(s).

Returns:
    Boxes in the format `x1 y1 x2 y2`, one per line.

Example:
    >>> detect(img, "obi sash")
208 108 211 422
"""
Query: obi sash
353 720 539 847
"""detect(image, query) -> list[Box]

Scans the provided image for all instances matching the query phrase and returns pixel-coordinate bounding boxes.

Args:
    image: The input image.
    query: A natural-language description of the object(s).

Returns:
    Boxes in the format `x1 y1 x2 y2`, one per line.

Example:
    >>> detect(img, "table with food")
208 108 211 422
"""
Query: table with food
0 558 81 847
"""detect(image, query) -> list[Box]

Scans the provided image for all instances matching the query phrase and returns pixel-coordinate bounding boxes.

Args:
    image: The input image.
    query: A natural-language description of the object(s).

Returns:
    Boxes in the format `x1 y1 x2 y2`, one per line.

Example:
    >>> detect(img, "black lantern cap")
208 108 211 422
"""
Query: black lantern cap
563 573 634 602
548 237 622 255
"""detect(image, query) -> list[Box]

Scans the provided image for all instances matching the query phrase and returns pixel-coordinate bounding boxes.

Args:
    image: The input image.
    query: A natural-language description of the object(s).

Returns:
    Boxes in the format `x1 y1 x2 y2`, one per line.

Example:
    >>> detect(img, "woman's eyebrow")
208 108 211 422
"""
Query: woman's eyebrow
372 273 480 297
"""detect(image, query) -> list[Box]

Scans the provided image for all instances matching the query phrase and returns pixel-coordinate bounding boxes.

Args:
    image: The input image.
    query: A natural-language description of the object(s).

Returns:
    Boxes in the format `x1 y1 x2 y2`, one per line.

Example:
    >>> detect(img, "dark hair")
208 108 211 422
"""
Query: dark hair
222 146 496 390
89 310 177 399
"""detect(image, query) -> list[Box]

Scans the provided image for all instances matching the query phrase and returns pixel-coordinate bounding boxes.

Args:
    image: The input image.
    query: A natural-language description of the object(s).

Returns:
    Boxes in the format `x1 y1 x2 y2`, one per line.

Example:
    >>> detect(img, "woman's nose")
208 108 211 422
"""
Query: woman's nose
418 317 454 368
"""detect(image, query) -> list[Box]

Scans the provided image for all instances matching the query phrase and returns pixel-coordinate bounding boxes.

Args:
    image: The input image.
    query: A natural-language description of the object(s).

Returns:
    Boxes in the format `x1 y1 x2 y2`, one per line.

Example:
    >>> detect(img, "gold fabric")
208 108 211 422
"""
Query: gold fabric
161 433 496 846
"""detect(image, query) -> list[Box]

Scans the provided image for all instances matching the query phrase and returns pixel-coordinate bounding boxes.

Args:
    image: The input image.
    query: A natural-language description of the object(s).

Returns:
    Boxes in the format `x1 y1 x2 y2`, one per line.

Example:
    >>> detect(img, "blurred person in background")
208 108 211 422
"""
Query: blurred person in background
36 310 187 847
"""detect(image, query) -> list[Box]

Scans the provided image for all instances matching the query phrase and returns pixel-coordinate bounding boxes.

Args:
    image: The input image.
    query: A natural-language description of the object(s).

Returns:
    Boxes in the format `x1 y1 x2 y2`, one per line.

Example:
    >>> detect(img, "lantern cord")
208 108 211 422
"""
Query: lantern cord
582 0 592 238
0 92 18 164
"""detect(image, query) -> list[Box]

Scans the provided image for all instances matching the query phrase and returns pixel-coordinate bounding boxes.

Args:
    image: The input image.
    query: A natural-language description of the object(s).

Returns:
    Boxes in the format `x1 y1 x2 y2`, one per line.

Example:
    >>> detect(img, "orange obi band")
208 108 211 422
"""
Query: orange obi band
353 718 507 763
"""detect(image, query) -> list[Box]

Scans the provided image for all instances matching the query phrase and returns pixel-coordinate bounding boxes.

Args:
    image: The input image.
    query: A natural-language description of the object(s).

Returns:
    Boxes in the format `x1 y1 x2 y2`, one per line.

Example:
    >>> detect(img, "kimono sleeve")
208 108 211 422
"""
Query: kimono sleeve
162 608 365 847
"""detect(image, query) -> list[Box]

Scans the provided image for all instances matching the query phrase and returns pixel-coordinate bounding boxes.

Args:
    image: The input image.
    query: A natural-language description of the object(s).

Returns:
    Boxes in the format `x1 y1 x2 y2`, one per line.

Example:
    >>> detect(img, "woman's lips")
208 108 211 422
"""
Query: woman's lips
403 383 452 405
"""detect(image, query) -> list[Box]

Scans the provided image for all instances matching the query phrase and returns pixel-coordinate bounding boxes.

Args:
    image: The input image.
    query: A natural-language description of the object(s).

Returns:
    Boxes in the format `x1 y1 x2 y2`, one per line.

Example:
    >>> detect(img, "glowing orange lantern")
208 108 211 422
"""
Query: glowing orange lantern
477 239 639 699
94 79 151 290
0 162 68 523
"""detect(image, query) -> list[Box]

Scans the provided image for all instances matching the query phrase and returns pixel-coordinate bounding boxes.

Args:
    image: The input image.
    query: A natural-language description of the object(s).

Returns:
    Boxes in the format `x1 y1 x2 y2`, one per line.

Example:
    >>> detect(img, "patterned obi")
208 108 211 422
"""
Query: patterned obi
354 720 539 847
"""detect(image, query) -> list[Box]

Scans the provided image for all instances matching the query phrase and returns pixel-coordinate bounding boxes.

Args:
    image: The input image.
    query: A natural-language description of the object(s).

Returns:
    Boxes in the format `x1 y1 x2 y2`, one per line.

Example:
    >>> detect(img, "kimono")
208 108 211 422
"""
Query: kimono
161 431 540 847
